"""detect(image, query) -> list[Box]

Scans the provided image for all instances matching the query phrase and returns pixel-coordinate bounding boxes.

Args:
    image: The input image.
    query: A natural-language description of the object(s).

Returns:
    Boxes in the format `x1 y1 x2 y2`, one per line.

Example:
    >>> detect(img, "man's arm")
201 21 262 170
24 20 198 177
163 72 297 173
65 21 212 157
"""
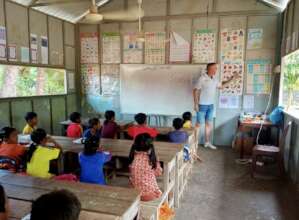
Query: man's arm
193 88 200 112
218 73 239 89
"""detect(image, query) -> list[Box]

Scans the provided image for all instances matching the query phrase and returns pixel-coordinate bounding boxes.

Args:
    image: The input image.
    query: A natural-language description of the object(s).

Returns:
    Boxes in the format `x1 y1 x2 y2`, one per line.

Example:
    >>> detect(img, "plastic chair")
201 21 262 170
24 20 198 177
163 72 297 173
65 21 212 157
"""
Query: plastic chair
251 121 292 178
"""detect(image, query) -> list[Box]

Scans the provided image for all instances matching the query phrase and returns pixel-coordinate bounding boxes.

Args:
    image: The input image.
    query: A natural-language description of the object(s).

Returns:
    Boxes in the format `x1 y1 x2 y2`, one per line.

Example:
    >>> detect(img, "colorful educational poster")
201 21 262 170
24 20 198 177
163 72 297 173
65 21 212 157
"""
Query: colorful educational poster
123 33 143 64
30 34 38 63
219 95 239 109
247 28 263 49
243 95 255 109
220 29 245 61
81 64 101 95
144 32 166 64
41 36 48 64
80 32 99 64
8 44 16 61
246 59 272 94
169 31 190 63
21 47 29 63
192 29 216 63
101 64 120 96
102 32 121 64
0 26 6 60
220 61 244 95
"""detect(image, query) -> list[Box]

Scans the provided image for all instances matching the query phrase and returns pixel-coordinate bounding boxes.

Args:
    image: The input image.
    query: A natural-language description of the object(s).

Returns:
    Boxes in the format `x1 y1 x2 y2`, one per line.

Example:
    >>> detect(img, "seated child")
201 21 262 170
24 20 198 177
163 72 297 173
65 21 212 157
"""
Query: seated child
66 112 83 138
101 110 118 139
23 112 38 135
0 127 26 171
127 113 158 139
26 129 61 179
129 133 162 201
169 118 188 144
30 190 81 220
79 136 111 185
0 184 8 220
182 112 192 129
83 118 101 140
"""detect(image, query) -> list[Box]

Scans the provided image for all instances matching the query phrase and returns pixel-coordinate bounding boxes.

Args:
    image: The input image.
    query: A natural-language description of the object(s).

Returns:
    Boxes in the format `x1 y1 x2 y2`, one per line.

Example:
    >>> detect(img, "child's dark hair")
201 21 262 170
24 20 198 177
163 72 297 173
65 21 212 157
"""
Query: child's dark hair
134 113 147 125
25 112 37 122
27 128 47 163
182 112 192 122
0 127 17 142
104 110 115 125
207 62 217 70
0 184 6 212
88 118 99 128
82 136 99 156
173 118 183 130
31 190 81 220
129 133 157 169
69 112 81 123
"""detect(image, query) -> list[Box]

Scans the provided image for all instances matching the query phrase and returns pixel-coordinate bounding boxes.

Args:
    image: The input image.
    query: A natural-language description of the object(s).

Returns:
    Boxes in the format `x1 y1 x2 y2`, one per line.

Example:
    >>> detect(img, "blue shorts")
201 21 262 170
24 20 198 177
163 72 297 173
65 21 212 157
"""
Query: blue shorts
196 104 214 124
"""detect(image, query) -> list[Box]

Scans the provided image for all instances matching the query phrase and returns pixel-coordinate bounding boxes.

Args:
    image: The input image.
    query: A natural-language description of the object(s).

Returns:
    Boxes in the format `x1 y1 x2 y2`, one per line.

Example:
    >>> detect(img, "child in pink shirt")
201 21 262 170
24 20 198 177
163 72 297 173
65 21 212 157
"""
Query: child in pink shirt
129 133 162 201
66 112 83 138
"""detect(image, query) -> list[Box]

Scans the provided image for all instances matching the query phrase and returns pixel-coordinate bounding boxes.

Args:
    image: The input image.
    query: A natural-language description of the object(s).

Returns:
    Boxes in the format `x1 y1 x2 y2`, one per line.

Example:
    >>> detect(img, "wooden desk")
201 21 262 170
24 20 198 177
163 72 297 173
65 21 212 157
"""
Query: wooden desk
238 119 280 159
0 172 140 220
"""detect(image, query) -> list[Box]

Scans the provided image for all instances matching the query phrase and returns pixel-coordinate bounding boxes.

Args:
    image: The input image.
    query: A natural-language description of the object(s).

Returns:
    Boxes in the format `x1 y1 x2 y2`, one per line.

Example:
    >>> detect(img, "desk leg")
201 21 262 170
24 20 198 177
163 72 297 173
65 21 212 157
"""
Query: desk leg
163 163 169 202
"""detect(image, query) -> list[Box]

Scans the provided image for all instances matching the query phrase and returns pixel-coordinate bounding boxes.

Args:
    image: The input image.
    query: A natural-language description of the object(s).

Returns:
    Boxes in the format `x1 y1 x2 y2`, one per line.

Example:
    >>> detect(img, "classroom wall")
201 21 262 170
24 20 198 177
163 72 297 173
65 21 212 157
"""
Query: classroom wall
78 0 281 146
0 0 78 135
280 0 299 182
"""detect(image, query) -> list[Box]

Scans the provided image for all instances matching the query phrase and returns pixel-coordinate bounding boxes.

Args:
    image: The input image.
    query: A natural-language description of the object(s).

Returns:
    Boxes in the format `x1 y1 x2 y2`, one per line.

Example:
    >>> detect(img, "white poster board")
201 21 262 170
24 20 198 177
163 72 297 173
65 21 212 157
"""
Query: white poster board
120 64 205 115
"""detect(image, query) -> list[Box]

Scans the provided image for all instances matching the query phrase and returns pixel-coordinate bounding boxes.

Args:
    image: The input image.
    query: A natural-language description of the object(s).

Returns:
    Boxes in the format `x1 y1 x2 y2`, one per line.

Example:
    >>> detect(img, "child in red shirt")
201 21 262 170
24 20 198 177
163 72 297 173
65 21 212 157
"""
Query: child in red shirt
127 113 158 139
0 127 26 171
66 112 83 138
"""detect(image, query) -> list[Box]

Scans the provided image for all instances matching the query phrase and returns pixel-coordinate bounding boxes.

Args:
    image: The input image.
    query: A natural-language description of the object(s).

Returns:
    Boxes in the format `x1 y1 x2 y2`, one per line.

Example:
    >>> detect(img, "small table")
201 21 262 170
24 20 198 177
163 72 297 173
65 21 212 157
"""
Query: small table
238 119 280 159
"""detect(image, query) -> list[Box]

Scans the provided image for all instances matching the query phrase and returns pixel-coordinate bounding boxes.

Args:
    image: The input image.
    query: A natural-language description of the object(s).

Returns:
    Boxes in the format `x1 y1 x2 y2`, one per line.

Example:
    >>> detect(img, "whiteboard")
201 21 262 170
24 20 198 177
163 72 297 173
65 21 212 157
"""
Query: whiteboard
120 64 206 115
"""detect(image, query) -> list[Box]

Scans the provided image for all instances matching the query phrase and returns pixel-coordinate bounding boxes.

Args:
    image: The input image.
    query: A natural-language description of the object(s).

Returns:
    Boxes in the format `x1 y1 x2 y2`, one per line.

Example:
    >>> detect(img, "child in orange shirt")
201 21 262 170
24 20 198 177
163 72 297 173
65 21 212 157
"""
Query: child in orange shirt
0 127 26 171
129 133 162 201
127 113 158 139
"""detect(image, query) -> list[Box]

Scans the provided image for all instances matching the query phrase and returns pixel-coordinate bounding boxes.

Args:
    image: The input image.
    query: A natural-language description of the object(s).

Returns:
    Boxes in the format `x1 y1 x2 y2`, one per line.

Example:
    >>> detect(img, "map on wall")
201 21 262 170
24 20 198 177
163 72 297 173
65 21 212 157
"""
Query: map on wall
80 32 99 64
220 61 244 95
102 32 121 64
123 33 143 64
220 29 245 61
192 29 216 63
246 59 272 94
81 64 100 95
144 32 166 64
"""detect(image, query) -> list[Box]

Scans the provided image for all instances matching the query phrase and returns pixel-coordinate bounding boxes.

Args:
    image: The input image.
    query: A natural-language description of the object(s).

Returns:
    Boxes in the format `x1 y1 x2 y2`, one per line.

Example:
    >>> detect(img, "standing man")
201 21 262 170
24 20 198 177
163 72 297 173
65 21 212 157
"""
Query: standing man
193 63 238 150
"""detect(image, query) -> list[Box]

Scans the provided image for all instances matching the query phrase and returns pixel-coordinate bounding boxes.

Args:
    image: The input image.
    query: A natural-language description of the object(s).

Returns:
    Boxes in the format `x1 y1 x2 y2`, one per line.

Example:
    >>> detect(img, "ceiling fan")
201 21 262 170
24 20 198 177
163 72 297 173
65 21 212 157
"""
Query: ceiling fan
80 0 144 24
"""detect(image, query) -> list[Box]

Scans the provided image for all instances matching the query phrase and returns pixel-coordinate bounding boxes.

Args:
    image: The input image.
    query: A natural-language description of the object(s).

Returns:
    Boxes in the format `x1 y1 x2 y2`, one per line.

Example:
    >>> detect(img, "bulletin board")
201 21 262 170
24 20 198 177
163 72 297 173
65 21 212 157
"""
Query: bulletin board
29 10 47 64
80 32 99 64
5 1 29 62
102 32 121 64
48 17 64 66
192 29 216 63
123 33 143 64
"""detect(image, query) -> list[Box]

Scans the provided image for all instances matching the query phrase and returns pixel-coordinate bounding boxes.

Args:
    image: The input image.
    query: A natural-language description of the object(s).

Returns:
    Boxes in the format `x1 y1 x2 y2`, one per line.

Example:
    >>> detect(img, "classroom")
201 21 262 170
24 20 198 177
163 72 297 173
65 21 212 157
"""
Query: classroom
0 0 298 219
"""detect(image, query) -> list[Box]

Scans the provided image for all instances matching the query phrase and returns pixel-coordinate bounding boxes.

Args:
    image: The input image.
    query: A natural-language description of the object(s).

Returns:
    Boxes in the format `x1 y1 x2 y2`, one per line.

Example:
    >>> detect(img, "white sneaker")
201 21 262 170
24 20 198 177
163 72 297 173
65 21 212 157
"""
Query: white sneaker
204 142 217 150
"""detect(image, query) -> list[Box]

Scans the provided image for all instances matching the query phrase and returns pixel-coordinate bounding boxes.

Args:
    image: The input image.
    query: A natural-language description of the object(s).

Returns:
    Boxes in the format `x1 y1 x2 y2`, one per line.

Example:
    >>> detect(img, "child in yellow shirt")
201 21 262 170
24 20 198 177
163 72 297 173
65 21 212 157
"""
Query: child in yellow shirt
26 128 61 179
182 112 192 129
23 112 38 135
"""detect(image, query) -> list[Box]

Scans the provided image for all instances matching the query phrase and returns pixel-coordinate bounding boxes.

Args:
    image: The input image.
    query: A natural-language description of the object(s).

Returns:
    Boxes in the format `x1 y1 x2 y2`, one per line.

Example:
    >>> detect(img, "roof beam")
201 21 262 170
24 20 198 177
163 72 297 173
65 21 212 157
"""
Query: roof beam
30 0 90 7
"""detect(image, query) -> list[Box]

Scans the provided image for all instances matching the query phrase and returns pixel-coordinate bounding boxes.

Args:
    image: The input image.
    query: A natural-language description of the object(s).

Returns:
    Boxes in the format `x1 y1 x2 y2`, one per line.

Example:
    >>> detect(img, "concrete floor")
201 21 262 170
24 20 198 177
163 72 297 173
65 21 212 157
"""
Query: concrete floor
174 147 299 220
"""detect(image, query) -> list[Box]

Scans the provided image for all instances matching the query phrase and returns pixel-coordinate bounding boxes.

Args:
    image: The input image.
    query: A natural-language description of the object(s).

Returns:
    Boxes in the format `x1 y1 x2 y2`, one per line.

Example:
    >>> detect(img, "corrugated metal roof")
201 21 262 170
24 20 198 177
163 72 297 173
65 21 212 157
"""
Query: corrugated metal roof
10 0 111 23
259 0 290 10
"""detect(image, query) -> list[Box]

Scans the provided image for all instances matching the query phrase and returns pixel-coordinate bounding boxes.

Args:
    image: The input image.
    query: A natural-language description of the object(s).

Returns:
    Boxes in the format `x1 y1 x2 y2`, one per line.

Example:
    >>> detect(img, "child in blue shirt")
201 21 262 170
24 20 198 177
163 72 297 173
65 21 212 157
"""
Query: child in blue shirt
168 118 188 144
79 136 111 185
83 118 101 140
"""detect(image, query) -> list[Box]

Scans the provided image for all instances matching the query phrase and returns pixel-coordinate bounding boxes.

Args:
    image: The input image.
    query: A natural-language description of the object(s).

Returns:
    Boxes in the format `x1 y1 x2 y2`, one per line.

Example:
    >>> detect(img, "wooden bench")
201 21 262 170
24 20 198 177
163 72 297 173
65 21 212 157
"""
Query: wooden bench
0 172 140 220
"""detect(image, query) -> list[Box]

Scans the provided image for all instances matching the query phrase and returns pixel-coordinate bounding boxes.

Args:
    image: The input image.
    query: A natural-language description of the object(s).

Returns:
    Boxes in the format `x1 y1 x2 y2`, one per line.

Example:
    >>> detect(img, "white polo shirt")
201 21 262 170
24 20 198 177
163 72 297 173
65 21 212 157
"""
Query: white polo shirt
194 73 219 105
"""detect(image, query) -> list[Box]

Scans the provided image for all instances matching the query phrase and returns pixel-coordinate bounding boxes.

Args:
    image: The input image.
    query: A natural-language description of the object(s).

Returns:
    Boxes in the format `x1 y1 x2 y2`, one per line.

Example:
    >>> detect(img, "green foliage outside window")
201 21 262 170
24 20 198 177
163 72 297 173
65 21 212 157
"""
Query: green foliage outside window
0 65 66 98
